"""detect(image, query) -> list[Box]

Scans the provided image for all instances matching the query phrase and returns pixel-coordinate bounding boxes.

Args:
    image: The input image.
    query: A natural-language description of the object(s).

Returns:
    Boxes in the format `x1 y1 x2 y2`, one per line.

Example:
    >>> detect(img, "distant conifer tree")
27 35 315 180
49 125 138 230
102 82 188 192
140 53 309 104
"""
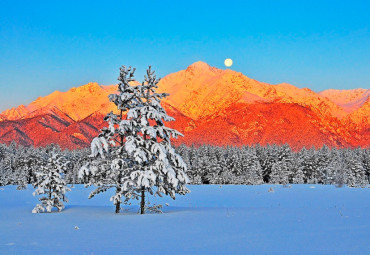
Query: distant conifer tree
32 151 70 213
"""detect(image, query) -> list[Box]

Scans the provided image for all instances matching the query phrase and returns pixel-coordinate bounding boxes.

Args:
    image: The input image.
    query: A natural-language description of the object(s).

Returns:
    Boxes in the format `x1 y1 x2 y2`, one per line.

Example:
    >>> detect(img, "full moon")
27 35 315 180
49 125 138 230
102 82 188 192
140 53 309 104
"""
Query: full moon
224 58 233 67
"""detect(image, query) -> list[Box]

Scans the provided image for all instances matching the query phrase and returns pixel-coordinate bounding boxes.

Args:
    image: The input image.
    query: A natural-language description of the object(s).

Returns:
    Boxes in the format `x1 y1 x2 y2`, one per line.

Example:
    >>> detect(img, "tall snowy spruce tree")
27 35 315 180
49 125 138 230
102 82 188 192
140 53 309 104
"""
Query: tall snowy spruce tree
80 65 190 214
32 151 71 213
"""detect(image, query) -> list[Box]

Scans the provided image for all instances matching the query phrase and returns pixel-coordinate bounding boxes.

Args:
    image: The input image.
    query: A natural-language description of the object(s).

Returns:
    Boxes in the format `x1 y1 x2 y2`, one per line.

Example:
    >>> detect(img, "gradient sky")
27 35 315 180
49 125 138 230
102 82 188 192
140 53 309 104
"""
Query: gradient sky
0 0 369 111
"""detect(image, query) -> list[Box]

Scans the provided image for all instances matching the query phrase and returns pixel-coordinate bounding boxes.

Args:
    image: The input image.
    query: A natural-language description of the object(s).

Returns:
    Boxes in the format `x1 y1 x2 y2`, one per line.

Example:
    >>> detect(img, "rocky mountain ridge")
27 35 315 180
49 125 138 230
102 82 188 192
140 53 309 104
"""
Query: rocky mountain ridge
0 62 368 150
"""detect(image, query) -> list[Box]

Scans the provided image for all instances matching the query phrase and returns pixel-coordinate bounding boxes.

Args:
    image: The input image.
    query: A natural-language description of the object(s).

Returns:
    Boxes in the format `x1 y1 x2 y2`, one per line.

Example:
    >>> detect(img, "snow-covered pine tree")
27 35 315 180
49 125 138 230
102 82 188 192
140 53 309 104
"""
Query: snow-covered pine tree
292 167 305 184
65 148 89 186
239 147 263 185
80 65 190 214
176 145 202 184
344 149 367 187
32 151 71 213
269 159 289 185
361 148 370 184
13 145 32 190
297 147 316 183
259 145 278 183
322 157 340 185
122 66 190 214
0 143 13 186
0 161 11 186
315 145 331 183
184 145 202 184
79 66 139 213
1 142 17 186
215 148 233 184
196 146 210 184
330 149 346 187
206 147 224 184
16 166 28 190
24 146 42 185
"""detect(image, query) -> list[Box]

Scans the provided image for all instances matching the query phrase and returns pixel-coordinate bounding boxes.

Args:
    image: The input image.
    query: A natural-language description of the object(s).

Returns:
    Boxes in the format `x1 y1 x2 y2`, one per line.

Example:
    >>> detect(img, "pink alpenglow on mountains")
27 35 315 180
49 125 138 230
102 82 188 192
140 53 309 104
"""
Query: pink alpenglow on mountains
0 62 369 150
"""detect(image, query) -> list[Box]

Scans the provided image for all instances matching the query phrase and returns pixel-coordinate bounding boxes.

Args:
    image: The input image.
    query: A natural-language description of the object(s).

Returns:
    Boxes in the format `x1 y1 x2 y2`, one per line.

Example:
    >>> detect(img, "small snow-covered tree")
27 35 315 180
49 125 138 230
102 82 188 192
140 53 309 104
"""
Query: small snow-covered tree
32 151 71 213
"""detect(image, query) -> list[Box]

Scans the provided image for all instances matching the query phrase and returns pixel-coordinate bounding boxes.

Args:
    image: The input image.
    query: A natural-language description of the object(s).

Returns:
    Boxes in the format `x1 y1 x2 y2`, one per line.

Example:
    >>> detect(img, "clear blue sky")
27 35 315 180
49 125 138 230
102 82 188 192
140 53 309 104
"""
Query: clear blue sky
0 0 369 111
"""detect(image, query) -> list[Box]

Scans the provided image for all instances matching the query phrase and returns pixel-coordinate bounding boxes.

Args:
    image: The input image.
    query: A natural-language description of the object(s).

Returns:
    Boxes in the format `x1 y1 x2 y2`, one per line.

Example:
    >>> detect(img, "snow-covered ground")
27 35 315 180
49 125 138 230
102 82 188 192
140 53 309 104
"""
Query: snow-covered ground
0 185 369 255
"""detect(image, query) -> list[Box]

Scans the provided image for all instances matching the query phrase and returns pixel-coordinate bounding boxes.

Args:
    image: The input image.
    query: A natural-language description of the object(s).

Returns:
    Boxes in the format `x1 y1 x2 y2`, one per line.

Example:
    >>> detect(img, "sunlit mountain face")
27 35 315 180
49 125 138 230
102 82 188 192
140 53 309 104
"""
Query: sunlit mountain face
0 62 369 151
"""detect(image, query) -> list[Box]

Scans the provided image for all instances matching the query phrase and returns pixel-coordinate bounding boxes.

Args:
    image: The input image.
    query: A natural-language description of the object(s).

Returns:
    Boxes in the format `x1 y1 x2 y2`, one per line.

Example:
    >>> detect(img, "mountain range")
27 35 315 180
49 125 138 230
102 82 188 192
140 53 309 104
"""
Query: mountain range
0 61 369 150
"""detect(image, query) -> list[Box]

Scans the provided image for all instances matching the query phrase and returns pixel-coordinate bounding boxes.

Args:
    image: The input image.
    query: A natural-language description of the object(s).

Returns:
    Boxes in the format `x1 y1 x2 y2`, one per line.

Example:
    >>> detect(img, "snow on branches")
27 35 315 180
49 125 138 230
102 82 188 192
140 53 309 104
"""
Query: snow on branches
80 65 190 214
32 151 71 213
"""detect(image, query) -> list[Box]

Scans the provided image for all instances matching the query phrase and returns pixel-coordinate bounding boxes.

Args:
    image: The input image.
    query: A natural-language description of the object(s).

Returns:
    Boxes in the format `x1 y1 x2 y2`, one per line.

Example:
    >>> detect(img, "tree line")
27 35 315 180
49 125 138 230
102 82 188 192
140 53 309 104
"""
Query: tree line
1 142 369 188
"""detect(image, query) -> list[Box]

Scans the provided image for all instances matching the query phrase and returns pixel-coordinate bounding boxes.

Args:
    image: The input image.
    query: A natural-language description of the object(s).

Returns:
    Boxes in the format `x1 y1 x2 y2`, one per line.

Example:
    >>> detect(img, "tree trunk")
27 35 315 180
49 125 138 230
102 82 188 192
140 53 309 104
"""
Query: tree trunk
115 186 121 213
140 187 145 214
115 201 121 214
49 183 52 200
120 109 124 146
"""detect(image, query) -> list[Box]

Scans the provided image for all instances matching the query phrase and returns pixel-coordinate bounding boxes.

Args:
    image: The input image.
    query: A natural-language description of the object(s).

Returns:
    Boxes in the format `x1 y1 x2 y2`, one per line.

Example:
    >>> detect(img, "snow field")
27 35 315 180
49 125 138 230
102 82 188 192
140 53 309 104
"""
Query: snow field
0 184 369 255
